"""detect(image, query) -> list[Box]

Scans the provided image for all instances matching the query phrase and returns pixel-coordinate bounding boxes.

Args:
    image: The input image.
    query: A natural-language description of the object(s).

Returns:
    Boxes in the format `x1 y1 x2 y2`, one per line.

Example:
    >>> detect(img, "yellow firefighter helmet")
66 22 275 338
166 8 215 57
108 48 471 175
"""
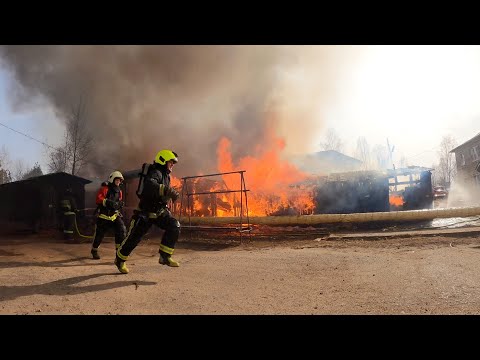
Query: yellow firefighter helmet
154 150 178 165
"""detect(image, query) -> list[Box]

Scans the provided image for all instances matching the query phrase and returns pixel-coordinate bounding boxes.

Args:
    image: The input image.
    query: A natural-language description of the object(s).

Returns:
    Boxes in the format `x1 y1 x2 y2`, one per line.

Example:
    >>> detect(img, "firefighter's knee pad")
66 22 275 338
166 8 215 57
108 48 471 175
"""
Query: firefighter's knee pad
167 218 181 238
166 217 180 230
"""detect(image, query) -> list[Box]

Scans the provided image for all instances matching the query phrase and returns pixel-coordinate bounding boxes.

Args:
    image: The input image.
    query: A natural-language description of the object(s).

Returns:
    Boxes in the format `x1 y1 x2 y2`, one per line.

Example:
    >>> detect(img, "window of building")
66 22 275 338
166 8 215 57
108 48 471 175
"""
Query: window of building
461 153 466 165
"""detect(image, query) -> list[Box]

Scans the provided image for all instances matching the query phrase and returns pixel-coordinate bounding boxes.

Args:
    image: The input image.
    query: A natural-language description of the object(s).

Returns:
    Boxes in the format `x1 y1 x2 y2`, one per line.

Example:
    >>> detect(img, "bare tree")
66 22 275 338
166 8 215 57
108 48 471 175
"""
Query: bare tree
436 135 457 187
68 96 94 175
48 96 94 176
0 145 8 163
48 132 69 173
0 167 11 184
0 145 12 184
0 146 42 183
21 162 43 180
11 158 27 181
319 128 344 153
355 136 371 170
371 144 390 169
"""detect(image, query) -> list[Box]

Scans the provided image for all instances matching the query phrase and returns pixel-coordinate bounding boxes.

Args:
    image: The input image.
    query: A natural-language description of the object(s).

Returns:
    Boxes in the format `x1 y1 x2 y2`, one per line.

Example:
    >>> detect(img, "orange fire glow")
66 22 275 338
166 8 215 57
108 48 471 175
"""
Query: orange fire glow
389 194 404 207
212 129 314 217
170 176 181 188
173 114 317 217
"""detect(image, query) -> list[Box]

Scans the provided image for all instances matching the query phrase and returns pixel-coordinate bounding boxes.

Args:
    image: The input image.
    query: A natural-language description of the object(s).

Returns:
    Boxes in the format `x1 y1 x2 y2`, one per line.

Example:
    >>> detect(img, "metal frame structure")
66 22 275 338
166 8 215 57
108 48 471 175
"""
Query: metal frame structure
178 170 252 242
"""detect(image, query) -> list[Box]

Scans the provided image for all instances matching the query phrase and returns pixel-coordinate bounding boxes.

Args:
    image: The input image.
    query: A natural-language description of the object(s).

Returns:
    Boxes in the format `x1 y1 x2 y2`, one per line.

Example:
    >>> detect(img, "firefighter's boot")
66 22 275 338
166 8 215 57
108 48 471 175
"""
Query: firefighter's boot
159 253 179 267
114 257 129 274
91 248 100 260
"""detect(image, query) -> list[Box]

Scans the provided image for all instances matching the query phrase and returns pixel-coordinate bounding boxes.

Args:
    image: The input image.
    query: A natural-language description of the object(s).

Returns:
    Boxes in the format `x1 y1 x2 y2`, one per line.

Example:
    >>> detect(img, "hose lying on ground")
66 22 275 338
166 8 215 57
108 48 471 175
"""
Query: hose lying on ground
178 206 480 226
73 213 96 239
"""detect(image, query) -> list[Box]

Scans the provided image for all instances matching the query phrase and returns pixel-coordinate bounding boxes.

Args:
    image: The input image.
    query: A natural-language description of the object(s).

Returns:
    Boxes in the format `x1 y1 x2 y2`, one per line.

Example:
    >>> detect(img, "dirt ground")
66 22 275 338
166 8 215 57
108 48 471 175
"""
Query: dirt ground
1 227 480 315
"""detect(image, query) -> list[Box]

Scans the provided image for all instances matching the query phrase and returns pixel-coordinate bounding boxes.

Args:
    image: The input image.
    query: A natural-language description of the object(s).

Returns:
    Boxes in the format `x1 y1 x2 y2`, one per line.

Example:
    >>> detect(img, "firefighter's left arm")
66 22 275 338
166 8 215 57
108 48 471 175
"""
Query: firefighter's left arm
155 181 179 202
144 173 163 201
164 186 179 202
97 186 118 209
144 172 179 202
96 186 108 206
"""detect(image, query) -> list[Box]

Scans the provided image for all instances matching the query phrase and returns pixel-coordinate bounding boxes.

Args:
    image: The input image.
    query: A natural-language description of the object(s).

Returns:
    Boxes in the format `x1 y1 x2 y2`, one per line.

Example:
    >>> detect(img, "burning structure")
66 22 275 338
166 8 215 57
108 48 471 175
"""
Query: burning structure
309 170 390 214
388 166 433 211
117 165 433 221
308 166 433 214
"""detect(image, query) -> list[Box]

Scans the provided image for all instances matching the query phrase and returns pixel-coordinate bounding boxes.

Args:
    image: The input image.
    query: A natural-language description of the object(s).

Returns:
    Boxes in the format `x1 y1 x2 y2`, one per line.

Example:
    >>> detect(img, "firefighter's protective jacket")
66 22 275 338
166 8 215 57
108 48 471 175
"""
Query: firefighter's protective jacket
138 163 175 213
96 182 123 221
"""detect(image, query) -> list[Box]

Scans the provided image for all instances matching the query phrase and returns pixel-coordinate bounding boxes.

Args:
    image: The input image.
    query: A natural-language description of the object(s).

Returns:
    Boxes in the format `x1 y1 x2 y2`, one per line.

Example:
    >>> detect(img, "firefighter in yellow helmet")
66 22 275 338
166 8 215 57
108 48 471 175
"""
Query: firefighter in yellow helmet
115 150 180 274
90 171 126 260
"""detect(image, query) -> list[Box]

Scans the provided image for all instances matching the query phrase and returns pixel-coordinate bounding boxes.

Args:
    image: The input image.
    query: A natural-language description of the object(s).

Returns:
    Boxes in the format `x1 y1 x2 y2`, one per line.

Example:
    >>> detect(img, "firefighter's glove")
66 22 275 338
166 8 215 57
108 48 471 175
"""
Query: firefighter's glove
158 208 171 218
105 199 115 210
112 201 124 210
165 187 180 202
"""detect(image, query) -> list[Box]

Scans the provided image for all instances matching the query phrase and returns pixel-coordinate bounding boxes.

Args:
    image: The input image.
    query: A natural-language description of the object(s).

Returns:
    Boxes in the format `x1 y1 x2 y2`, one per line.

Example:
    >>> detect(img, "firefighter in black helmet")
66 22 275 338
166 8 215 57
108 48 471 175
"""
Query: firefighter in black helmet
60 187 78 242
115 150 181 274
90 171 126 260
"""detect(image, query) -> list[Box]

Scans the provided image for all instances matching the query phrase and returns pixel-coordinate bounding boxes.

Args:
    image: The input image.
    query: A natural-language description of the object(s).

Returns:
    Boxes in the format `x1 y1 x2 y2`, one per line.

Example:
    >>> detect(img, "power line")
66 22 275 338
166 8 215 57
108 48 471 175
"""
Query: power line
0 121 56 150
0 120 111 171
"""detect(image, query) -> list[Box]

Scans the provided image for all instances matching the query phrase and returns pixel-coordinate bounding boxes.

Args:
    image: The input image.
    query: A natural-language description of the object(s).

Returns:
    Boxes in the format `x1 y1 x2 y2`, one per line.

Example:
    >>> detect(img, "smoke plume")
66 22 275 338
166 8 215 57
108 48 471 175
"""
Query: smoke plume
0 45 355 178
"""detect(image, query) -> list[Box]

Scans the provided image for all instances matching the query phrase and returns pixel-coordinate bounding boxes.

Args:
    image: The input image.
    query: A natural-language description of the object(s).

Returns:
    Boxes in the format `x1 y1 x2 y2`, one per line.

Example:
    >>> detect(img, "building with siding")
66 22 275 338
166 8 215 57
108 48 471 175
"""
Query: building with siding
450 132 480 198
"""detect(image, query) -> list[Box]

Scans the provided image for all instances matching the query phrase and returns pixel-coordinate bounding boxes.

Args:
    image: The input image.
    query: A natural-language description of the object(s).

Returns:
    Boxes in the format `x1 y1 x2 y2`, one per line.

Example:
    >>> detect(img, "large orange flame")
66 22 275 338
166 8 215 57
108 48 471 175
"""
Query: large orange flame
214 132 315 217
174 113 316 217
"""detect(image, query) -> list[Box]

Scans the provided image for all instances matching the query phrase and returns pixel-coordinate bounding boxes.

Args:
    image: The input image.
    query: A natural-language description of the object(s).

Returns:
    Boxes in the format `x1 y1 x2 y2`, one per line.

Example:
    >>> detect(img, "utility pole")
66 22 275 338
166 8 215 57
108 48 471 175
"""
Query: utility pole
387 138 397 192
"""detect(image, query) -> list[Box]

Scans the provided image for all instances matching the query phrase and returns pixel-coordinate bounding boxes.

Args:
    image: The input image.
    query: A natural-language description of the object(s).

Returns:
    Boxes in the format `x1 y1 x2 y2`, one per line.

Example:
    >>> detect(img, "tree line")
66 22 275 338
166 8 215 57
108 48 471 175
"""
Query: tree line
318 128 457 187
0 97 93 185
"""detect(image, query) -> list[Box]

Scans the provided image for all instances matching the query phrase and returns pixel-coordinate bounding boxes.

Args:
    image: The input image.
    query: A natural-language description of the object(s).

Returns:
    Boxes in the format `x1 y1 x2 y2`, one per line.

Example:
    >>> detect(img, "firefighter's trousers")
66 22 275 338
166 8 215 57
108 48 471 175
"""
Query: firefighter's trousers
63 211 76 240
117 209 180 262
92 216 126 250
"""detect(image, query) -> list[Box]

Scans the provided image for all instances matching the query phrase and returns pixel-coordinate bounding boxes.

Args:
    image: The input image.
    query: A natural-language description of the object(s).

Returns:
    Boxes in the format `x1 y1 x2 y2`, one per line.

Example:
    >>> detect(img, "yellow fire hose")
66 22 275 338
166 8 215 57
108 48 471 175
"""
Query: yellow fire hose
73 214 96 239
72 208 118 239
